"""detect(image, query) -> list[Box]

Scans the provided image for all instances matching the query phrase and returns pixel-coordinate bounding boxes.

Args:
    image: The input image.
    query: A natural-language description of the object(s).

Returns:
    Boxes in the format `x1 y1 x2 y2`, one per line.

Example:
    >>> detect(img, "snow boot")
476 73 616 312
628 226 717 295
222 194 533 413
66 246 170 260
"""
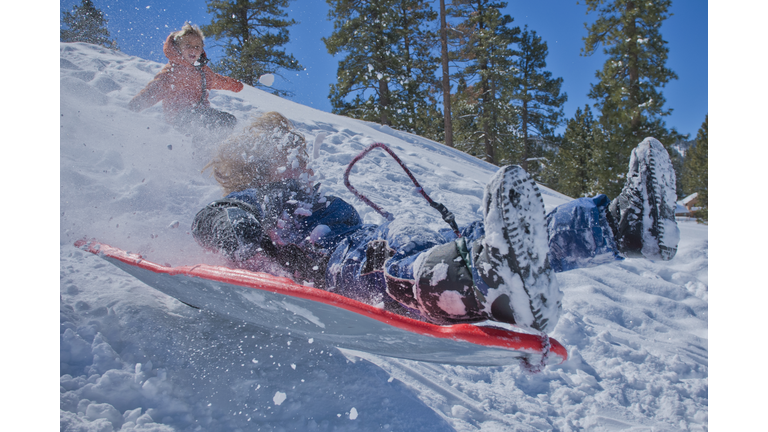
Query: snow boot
408 166 562 331
471 165 562 333
362 166 562 330
411 238 488 324
608 137 680 261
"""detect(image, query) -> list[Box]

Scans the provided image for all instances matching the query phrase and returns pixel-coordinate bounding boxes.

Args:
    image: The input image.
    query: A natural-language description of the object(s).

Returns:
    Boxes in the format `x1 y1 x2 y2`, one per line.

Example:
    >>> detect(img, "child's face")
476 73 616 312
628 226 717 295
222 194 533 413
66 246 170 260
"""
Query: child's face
177 34 204 65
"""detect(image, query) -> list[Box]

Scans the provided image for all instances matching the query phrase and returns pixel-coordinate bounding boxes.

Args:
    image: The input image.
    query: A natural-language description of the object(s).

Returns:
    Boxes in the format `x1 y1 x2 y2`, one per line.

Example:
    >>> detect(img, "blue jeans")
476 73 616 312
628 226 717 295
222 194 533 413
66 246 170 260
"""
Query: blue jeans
323 195 623 304
323 219 485 309
545 194 623 272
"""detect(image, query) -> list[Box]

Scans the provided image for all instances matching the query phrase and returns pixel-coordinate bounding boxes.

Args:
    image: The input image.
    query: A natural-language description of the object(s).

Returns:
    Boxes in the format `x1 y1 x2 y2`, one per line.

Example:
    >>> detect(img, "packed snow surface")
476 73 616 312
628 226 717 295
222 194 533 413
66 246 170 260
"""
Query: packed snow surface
60 43 707 431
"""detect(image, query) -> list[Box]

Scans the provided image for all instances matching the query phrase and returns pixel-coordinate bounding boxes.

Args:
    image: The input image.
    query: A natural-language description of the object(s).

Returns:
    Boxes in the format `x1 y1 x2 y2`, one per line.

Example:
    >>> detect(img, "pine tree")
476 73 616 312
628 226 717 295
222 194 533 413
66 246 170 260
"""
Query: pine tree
324 0 441 139
392 0 444 140
682 115 707 223
439 0 454 147
449 0 520 165
60 0 118 50
549 105 609 198
669 138 690 199
203 0 302 95
582 0 681 197
451 77 485 159
506 27 567 172
325 0 398 126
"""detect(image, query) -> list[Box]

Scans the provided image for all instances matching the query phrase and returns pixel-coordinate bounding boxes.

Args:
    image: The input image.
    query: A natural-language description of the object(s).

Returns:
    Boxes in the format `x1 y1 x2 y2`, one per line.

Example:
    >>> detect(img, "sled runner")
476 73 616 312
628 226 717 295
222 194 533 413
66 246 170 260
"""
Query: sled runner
76 239 567 368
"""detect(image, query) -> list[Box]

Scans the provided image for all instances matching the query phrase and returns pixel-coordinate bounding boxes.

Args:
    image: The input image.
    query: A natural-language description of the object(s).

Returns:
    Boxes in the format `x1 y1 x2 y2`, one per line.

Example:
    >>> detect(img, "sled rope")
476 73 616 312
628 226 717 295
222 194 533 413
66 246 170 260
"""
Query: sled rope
540 332 551 369
521 332 551 373
344 143 462 238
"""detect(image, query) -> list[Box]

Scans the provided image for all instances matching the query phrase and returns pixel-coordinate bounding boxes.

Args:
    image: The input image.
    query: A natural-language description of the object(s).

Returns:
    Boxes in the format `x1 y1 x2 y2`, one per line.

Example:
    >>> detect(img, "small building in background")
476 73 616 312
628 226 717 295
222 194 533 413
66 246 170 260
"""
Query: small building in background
676 192 700 218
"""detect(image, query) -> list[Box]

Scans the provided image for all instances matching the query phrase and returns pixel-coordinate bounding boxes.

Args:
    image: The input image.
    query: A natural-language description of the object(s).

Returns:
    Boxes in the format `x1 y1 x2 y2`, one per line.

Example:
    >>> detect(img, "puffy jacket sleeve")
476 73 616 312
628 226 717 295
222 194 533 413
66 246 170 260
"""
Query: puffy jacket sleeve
204 66 244 92
128 69 171 112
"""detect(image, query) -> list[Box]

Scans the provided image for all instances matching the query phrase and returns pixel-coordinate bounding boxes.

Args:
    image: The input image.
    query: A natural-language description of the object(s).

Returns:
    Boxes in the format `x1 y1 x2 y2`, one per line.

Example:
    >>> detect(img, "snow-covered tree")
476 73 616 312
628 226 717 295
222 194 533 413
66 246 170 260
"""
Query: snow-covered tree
60 0 118 50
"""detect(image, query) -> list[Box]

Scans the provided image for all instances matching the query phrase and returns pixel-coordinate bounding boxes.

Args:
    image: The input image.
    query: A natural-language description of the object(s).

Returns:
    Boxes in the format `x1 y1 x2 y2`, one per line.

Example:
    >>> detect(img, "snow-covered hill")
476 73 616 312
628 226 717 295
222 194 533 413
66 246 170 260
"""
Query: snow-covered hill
60 42 708 431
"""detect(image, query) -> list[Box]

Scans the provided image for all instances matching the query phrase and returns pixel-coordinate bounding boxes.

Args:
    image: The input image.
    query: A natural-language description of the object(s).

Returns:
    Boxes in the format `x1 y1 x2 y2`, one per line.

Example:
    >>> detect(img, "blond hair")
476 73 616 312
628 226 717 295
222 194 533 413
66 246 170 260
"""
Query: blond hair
172 22 205 45
204 112 312 195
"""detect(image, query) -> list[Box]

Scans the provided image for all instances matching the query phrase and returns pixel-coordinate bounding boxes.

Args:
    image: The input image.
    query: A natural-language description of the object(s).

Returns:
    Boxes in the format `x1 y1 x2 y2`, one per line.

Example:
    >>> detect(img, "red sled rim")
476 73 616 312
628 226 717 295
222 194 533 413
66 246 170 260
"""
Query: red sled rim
75 239 568 365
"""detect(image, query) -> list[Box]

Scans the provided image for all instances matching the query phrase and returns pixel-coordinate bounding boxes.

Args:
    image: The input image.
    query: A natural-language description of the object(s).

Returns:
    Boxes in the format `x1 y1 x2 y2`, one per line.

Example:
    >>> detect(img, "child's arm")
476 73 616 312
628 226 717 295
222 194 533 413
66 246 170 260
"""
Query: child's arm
128 70 171 112
204 67 244 93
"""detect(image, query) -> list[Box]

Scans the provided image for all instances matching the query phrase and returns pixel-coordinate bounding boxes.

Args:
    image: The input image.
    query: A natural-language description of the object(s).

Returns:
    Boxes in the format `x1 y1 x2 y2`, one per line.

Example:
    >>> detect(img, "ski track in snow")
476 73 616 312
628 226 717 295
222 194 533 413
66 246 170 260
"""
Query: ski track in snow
59 43 707 431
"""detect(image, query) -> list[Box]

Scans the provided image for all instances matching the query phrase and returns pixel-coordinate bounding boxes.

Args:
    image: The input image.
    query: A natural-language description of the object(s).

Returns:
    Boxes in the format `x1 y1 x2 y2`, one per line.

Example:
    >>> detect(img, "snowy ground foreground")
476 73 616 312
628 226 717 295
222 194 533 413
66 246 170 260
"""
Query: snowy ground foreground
60 43 708 431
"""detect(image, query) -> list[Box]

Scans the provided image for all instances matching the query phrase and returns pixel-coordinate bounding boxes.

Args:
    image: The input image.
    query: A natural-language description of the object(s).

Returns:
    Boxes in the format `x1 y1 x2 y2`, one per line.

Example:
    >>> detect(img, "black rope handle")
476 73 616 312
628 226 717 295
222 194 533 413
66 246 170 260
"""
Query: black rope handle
343 143 461 238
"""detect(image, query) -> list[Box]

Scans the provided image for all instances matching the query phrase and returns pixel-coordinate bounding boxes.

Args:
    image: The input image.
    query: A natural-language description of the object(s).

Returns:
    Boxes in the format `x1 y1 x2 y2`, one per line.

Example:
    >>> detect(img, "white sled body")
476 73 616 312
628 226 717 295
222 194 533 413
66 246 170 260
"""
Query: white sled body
78 240 567 367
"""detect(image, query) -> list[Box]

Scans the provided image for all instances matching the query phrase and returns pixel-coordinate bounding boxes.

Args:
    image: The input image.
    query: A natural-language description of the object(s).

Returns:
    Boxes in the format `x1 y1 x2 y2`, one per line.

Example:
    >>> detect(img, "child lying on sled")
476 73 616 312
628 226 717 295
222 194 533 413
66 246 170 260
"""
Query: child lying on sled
191 112 680 333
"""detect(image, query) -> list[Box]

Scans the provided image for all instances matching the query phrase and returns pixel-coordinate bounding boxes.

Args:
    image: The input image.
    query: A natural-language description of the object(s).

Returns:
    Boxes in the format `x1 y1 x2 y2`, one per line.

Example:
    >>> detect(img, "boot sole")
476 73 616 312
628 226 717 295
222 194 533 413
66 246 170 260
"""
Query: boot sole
481 166 561 332
634 138 680 260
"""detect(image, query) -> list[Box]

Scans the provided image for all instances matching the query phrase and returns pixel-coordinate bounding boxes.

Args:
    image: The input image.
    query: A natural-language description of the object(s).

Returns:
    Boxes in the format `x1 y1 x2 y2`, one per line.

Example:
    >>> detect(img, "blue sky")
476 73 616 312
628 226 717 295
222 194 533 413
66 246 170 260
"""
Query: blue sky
59 0 708 138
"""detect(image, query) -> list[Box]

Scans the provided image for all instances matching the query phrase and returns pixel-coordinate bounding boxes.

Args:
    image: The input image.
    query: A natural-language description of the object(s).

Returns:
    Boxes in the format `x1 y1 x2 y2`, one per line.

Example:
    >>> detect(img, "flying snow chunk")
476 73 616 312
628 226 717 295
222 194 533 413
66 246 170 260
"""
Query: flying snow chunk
350 407 358 420
313 132 327 160
273 391 286 405
258 74 275 87
451 405 470 419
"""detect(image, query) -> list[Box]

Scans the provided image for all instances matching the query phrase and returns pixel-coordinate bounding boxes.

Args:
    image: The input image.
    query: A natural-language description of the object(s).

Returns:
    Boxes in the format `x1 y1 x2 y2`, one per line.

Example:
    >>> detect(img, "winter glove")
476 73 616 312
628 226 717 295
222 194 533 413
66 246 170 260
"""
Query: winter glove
192 201 265 262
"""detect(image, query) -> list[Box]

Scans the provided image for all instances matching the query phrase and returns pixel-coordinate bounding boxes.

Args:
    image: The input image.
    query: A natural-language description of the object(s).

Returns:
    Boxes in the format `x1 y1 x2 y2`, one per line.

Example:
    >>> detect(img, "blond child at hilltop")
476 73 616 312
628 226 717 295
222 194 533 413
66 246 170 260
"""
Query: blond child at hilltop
129 23 243 131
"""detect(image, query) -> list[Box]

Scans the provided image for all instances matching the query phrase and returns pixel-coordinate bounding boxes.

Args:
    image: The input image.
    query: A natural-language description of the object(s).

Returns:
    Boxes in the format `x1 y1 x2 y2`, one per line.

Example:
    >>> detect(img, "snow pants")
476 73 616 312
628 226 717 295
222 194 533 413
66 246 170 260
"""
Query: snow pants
545 194 623 272
324 218 483 314
325 194 622 316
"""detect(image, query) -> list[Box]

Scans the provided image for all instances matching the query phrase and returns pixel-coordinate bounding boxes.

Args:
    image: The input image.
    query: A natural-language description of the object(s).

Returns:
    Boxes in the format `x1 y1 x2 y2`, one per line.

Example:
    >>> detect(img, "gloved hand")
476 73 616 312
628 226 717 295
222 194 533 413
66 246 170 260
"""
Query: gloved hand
192 202 265 262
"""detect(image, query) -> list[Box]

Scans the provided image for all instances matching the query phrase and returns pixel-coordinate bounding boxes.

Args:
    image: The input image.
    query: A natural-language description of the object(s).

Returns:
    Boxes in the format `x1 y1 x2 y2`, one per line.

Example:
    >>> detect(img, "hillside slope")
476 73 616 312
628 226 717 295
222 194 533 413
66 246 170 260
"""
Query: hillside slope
60 43 708 432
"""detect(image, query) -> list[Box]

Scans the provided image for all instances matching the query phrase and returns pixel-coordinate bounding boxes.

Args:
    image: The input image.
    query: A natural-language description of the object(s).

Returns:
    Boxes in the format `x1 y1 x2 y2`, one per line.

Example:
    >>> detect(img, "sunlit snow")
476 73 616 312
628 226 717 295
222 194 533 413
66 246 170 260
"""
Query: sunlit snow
60 42 707 431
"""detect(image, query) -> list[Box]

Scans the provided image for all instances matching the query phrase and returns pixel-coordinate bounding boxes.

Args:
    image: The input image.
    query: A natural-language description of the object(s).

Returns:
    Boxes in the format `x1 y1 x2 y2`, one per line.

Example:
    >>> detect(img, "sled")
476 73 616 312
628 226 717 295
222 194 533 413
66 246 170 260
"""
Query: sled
76 240 567 368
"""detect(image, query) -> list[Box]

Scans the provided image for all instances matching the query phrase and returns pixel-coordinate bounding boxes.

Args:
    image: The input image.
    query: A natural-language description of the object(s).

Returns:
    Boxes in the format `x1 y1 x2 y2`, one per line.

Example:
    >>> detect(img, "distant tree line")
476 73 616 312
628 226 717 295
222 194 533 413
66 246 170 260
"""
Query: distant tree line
322 0 569 175
60 0 707 221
